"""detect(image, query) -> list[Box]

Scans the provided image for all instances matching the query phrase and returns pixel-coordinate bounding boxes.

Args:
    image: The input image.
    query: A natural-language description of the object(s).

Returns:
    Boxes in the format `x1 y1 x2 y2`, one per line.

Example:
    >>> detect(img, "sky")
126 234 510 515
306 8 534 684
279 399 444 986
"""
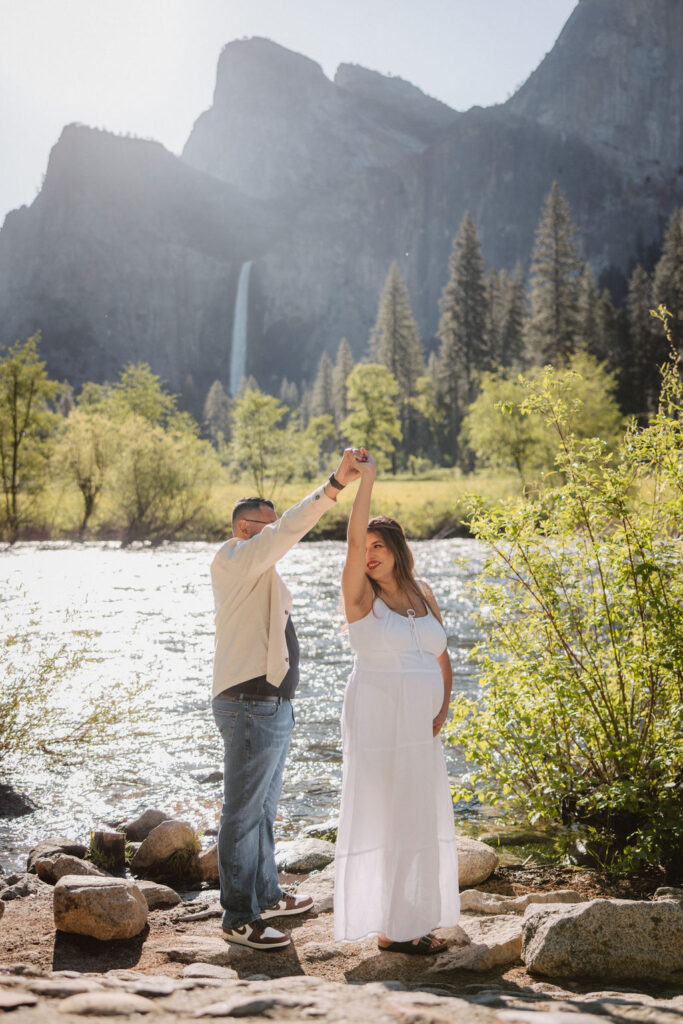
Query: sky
0 0 578 223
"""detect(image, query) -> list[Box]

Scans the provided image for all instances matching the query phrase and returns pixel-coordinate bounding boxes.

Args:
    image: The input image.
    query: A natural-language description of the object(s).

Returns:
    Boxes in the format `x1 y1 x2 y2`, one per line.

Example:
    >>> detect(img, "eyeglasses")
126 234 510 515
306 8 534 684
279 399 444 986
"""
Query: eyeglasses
241 518 275 525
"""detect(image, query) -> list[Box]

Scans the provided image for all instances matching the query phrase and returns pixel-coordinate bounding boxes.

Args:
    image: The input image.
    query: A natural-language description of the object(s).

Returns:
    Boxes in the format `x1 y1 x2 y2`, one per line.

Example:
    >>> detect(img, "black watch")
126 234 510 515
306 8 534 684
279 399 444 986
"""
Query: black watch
328 473 345 490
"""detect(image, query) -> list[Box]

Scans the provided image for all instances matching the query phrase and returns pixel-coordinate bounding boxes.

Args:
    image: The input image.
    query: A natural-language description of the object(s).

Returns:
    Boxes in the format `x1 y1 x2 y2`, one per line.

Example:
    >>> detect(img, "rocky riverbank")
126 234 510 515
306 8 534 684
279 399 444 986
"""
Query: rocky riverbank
1 816 682 1022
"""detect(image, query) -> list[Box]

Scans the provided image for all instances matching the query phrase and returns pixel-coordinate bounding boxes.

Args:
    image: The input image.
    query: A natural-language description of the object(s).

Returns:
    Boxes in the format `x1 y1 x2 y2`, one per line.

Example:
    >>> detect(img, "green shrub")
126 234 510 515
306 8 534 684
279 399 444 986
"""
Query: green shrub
447 309 683 876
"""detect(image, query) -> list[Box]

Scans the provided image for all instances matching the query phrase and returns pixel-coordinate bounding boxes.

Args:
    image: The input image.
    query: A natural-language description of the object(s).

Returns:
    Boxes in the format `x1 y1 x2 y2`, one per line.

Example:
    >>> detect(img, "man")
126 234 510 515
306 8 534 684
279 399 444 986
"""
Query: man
210 449 360 949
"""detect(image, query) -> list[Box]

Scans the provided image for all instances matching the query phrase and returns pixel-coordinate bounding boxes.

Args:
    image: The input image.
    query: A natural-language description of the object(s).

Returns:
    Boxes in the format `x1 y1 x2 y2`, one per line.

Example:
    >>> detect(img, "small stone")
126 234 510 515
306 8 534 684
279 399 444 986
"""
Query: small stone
0 783 38 818
25 978 104 997
53 875 148 941
198 771 223 784
302 819 338 843
136 879 181 909
57 991 160 1015
182 963 239 980
301 941 337 962
193 996 313 1018
120 809 171 842
35 854 107 885
27 837 87 873
0 990 38 1009
456 835 499 886
274 838 335 873
198 844 218 883
0 873 50 901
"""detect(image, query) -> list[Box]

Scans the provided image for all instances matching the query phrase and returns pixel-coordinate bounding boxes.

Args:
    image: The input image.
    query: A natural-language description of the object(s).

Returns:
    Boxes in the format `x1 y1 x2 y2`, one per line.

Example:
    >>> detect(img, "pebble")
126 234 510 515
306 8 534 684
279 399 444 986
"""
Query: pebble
182 963 240 980
57 990 161 1015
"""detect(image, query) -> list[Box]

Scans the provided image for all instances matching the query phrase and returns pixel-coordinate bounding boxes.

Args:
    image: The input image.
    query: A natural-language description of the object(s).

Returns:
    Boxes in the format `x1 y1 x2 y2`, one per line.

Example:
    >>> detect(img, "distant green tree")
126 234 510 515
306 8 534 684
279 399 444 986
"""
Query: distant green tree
483 268 506 366
55 408 114 537
113 414 218 546
203 380 232 445
310 351 335 419
369 263 424 457
409 375 445 462
342 364 402 471
653 207 683 353
332 338 355 427
110 362 177 424
499 263 527 368
577 263 599 351
299 414 338 479
229 388 295 497
279 377 299 413
437 211 487 461
0 333 58 541
460 352 623 486
525 181 583 365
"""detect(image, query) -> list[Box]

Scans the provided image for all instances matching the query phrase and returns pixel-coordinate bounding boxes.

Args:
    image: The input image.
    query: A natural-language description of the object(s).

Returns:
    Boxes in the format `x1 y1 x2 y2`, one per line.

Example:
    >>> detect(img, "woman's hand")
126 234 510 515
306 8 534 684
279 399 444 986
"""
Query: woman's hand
353 448 376 477
432 703 449 737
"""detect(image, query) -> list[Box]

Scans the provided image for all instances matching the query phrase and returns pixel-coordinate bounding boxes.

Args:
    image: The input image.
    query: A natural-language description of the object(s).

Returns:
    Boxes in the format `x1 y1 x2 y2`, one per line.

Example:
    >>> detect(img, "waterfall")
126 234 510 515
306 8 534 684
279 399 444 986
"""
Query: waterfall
229 259 253 396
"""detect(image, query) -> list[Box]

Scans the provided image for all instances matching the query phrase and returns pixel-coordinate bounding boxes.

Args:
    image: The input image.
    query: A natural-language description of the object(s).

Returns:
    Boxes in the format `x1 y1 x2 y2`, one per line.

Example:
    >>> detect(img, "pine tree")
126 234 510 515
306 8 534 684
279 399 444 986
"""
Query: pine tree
577 264 599 352
309 351 335 419
332 338 354 427
500 263 526 368
525 181 583 365
483 269 505 366
653 207 683 353
279 377 299 411
627 265 667 414
368 263 424 456
203 380 231 445
437 211 487 461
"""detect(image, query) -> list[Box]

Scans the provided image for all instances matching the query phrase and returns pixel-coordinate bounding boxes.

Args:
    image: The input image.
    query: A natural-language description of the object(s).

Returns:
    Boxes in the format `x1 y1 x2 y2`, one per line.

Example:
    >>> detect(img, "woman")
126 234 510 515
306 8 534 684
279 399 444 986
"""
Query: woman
334 450 460 954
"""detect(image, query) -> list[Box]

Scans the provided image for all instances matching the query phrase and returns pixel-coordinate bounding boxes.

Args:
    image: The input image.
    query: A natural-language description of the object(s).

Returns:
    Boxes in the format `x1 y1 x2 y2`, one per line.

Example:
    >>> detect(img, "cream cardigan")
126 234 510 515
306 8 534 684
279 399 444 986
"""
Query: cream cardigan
210 484 336 697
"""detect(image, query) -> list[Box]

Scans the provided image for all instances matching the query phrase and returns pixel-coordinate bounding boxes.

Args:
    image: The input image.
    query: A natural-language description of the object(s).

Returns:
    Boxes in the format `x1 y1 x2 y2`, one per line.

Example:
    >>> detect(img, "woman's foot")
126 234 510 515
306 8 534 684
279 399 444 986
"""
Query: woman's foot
377 932 446 955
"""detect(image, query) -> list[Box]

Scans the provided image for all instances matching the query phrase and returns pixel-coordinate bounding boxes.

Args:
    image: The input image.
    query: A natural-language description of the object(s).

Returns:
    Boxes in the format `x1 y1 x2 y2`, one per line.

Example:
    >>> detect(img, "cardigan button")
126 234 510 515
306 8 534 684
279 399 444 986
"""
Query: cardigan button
284 657 289 663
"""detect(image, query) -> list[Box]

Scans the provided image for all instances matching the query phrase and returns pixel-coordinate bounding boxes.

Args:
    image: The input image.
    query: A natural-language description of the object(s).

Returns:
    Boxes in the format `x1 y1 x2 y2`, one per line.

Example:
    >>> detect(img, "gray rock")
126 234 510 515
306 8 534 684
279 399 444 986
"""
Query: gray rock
457 836 499 887
430 915 523 972
193 995 314 1018
130 819 201 884
460 889 581 915
1 872 51 901
303 819 339 843
27 837 86 872
182 963 239 980
53 875 148 941
198 843 219 884
136 879 181 909
654 886 683 908
120 809 171 842
0 990 38 1009
301 941 338 962
34 854 107 885
24 978 104 997
57 991 160 1015
274 838 335 873
161 936 251 966
297 861 335 913
522 898 683 982
477 829 557 848
198 771 223 785
0 783 38 818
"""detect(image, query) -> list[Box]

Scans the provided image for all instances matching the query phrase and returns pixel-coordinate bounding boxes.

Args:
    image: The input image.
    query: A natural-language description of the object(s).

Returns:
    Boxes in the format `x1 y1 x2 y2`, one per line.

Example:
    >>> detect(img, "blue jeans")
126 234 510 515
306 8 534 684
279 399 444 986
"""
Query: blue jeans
212 694 294 929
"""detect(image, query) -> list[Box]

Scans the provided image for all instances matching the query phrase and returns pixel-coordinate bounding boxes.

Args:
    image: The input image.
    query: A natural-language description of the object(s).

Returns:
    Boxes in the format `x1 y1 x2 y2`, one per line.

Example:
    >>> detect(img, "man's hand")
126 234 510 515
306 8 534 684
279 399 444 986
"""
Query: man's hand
333 448 365 487
353 448 376 478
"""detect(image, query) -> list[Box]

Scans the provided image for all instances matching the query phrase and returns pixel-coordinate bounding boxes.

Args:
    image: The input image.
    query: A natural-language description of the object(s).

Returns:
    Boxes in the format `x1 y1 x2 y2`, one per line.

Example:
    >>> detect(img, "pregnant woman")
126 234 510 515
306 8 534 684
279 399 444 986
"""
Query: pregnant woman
334 450 460 953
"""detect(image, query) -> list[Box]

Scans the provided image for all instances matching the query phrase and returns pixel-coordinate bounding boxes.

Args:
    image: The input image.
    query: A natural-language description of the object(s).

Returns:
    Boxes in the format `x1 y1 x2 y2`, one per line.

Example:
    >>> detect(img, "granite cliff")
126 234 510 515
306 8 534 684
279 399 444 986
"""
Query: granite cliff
0 0 681 395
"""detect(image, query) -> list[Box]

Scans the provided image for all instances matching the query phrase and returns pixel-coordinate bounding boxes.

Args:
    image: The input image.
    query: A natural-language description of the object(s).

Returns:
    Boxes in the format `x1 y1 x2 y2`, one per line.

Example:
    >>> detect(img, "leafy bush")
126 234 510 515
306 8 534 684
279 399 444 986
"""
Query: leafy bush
447 310 683 876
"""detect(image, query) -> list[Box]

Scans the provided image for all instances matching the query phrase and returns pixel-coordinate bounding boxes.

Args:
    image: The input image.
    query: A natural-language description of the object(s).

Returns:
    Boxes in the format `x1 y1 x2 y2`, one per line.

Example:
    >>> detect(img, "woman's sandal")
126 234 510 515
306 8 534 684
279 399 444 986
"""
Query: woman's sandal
377 932 446 956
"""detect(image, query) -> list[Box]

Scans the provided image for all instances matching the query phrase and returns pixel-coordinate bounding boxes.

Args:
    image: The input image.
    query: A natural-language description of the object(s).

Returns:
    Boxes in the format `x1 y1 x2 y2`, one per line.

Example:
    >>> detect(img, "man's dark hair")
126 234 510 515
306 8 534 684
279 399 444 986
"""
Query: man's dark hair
231 496 275 528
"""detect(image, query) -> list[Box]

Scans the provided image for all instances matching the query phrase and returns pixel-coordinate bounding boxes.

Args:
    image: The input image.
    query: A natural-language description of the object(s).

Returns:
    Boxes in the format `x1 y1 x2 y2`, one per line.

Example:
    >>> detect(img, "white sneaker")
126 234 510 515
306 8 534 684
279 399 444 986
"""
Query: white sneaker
221 918 291 949
261 893 314 920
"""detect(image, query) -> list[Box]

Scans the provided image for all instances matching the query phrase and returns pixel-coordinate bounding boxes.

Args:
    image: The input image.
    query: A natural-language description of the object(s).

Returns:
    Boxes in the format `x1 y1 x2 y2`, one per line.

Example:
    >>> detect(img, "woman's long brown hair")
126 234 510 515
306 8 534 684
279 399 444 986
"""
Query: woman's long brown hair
366 515 424 608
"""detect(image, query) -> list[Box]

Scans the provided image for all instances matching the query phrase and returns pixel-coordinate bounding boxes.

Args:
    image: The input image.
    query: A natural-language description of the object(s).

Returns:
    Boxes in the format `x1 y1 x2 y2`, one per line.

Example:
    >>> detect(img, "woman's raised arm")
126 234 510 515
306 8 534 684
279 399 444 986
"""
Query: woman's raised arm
341 450 376 620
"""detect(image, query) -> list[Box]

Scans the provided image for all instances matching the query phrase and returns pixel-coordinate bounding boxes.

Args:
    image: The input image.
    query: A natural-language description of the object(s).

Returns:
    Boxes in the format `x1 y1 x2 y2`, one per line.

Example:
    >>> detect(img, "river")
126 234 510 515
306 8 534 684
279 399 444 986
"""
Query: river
0 540 486 872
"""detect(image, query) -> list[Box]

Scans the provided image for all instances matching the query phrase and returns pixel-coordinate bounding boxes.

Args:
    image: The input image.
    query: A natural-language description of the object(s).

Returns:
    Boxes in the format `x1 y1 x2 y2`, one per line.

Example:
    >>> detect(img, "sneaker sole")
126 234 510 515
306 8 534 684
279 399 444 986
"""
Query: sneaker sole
221 930 291 949
261 899 314 920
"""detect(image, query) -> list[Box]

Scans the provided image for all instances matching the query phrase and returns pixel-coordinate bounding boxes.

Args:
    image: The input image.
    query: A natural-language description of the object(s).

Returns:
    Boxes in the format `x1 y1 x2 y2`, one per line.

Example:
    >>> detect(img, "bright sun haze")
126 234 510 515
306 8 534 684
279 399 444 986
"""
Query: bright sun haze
0 0 577 222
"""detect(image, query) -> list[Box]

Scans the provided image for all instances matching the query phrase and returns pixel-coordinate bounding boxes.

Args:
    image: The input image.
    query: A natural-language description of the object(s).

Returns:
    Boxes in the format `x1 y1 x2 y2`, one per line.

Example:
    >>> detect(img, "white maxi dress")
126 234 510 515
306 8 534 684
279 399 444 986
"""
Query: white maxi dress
334 595 460 942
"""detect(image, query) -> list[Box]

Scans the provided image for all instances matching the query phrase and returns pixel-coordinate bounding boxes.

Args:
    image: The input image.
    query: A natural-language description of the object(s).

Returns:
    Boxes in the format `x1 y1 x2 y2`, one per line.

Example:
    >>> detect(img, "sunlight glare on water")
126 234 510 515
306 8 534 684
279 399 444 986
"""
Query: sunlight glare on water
0 539 486 870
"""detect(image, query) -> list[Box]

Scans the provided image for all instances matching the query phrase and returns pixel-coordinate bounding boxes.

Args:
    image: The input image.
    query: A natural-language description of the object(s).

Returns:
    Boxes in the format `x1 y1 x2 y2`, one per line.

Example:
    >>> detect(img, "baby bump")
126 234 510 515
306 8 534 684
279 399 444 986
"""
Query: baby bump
342 666 442 751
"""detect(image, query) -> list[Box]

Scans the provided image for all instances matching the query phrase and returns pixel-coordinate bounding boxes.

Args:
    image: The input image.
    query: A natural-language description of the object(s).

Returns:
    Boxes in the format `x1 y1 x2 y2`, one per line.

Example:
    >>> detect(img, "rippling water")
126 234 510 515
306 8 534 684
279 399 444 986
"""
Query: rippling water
0 540 486 871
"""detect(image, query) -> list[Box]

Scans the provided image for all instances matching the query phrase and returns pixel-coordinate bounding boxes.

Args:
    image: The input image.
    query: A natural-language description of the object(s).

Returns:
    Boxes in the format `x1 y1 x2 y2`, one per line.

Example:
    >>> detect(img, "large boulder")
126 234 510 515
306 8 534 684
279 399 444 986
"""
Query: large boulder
120 809 171 842
198 843 219 884
34 854 106 885
522 898 683 982
456 836 499 887
53 875 148 941
275 839 335 873
430 915 523 972
130 820 201 885
27 838 86 873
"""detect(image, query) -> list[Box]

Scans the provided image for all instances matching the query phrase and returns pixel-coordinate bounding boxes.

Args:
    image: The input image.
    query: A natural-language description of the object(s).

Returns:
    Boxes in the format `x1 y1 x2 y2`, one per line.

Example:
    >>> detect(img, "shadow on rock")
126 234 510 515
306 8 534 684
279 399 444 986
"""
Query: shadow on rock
52 924 149 972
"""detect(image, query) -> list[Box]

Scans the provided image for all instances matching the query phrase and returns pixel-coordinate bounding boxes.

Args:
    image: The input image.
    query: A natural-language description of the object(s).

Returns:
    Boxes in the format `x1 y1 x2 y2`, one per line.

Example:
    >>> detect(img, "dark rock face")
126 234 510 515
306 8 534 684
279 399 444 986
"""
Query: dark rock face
0 1 682 393
0 784 38 819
